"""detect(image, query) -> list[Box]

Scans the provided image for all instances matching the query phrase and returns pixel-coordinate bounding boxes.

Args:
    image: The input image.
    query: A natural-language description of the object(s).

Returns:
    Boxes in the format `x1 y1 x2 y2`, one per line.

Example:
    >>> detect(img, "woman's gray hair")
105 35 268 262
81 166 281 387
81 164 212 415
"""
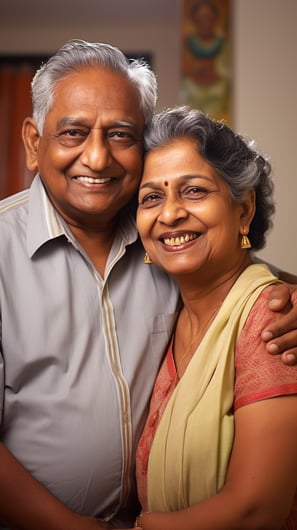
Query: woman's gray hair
144 105 275 250
31 39 158 133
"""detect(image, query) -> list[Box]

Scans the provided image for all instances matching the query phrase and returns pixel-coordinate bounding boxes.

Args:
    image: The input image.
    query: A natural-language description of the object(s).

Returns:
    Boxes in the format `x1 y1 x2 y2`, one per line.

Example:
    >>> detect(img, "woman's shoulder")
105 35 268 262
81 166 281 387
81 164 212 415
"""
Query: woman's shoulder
234 286 297 410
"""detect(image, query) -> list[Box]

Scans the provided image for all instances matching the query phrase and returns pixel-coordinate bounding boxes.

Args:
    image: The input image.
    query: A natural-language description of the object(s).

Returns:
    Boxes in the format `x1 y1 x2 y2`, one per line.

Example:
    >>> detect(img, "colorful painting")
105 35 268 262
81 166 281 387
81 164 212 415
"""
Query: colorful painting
180 0 232 123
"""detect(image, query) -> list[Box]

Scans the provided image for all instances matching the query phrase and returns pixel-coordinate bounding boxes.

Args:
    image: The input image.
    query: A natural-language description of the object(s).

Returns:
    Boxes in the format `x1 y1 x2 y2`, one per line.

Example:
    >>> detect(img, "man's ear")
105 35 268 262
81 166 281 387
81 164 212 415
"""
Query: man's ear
22 117 40 173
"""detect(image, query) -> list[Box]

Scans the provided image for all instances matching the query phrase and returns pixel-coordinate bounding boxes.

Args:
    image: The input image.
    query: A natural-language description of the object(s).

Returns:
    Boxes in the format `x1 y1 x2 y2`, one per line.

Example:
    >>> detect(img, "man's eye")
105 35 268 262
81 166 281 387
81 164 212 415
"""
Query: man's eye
65 129 81 137
62 129 88 138
110 131 130 138
57 129 87 146
108 131 137 143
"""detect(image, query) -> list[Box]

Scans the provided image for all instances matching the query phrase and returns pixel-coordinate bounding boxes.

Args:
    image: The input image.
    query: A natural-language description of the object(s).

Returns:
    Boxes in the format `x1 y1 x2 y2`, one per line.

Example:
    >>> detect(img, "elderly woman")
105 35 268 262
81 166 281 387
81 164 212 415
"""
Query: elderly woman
135 106 297 530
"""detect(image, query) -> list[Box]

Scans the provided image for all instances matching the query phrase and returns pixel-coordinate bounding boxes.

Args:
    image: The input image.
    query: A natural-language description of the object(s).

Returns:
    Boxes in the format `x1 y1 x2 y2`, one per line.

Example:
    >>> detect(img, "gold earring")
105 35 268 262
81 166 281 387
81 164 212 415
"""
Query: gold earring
240 228 252 249
241 235 251 249
144 252 152 264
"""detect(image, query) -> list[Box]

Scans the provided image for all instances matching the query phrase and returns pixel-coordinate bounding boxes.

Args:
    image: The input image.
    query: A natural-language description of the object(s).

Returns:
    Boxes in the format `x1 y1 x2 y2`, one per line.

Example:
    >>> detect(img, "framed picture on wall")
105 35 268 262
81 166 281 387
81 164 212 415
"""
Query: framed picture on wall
180 0 232 123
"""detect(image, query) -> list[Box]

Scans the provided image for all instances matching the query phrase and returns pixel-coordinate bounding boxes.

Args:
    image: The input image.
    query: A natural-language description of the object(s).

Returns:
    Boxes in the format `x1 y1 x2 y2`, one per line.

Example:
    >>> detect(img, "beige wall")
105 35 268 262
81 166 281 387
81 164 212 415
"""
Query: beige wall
233 0 297 274
1 0 296 272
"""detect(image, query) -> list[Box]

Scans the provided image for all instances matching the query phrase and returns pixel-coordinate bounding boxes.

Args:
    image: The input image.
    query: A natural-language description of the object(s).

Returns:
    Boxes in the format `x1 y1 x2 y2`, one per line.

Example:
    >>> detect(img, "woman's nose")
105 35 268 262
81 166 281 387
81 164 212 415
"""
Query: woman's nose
80 131 112 171
158 196 188 225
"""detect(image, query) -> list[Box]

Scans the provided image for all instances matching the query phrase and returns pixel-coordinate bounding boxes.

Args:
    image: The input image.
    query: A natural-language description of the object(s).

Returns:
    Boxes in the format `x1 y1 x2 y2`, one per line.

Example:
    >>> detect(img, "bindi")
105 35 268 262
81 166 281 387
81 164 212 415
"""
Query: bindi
164 180 169 187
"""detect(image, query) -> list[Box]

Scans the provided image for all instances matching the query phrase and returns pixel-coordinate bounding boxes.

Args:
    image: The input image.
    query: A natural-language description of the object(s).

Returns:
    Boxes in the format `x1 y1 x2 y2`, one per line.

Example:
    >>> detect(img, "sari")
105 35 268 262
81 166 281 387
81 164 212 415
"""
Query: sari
147 264 280 510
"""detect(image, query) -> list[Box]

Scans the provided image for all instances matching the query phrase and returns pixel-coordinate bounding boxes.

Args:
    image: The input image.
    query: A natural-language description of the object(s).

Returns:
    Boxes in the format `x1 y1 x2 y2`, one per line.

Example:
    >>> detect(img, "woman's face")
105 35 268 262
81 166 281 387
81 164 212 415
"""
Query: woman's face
137 137 253 280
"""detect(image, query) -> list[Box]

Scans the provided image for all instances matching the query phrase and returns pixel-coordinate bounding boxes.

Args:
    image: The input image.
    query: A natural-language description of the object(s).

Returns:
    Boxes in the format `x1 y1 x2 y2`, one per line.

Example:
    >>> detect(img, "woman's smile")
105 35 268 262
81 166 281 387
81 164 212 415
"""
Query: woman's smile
159 231 200 248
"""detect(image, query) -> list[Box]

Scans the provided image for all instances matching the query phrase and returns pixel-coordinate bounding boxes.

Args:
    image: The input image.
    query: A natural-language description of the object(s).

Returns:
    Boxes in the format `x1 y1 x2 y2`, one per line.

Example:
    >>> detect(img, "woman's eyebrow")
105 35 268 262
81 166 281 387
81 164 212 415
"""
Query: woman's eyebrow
139 181 160 190
139 174 213 190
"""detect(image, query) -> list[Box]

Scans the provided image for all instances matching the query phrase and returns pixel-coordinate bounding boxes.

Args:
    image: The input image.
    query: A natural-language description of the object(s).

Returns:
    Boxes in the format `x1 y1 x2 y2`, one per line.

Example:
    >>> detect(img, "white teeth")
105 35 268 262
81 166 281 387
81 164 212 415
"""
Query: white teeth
76 176 111 184
163 234 197 246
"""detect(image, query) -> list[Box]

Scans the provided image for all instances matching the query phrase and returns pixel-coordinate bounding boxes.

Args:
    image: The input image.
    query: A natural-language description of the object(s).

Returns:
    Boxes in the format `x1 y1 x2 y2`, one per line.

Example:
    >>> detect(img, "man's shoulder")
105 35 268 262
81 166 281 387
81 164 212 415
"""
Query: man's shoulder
0 191 30 257
0 188 30 219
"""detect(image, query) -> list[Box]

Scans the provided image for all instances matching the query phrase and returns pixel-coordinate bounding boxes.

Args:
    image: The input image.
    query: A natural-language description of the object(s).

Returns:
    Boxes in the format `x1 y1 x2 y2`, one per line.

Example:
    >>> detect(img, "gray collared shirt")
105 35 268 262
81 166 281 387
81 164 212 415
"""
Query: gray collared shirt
0 175 179 527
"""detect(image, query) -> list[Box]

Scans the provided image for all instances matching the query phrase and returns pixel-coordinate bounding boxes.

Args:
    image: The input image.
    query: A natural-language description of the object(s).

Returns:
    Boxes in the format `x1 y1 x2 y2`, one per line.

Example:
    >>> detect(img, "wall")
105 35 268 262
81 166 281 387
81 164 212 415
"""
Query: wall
0 0 296 272
233 0 297 274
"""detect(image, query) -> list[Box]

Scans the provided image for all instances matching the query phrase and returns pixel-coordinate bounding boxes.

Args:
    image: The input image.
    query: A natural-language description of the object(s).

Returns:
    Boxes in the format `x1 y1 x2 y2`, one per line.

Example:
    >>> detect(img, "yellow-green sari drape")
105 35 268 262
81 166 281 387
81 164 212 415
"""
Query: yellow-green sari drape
147 264 279 511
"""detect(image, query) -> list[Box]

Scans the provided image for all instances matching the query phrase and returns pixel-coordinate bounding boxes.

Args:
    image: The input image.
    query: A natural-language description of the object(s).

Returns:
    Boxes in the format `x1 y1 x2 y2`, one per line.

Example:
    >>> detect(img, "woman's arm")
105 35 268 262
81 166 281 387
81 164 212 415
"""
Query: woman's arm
136 396 297 530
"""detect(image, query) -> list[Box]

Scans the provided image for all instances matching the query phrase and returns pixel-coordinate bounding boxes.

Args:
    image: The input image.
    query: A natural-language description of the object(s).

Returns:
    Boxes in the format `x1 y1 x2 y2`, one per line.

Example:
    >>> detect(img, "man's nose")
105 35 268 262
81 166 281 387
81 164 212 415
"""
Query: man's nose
80 131 112 170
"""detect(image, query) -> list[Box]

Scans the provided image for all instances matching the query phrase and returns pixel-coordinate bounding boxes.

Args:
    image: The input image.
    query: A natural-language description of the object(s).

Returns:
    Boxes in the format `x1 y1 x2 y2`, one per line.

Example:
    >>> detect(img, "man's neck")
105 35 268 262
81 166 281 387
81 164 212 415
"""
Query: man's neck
69 221 118 277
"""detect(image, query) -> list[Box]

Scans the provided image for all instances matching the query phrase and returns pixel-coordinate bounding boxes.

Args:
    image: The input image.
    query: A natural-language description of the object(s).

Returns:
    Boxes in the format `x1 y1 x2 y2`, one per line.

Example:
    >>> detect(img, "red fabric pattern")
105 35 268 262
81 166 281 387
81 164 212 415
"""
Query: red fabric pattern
136 288 297 527
136 341 177 510
234 289 297 409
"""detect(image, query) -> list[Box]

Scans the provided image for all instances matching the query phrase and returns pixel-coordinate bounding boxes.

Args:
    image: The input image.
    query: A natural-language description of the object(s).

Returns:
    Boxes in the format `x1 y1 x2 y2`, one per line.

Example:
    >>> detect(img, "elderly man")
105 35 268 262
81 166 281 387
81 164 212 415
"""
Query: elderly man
0 40 296 529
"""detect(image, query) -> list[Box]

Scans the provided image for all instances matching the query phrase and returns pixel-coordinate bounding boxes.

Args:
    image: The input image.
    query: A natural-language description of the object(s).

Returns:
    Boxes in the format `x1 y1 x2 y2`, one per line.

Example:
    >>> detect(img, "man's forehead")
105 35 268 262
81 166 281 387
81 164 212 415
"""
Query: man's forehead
55 65 135 94
50 69 144 125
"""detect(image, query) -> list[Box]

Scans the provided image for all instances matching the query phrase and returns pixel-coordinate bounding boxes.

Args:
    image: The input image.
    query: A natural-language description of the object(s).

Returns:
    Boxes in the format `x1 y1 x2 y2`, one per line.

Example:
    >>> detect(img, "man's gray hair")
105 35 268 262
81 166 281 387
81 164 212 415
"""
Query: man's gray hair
31 39 158 133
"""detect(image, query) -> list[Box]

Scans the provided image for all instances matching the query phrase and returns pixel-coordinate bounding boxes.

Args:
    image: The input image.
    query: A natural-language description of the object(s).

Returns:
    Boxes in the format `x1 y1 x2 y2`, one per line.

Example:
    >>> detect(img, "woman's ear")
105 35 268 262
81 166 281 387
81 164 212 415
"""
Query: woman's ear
22 117 40 173
240 188 256 229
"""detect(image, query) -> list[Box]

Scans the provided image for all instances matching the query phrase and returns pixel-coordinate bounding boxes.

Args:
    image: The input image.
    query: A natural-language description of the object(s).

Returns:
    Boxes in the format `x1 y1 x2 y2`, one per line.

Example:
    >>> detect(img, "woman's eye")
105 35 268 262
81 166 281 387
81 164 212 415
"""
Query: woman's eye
144 194 159 202
185 187 207 198
141 193 161 205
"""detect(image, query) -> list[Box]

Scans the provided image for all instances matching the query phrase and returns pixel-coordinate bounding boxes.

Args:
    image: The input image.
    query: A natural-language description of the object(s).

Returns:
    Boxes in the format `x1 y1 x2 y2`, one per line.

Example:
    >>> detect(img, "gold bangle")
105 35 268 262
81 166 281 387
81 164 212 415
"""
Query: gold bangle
135 512 142 527
135 513 142 527
135 511 150 528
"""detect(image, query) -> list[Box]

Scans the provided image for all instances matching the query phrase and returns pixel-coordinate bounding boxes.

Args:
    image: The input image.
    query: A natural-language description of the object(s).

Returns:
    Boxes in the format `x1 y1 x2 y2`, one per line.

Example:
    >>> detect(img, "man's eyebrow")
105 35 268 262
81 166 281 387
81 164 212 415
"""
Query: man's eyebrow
56 117 83 129
108 120 137 129
56 117 138 129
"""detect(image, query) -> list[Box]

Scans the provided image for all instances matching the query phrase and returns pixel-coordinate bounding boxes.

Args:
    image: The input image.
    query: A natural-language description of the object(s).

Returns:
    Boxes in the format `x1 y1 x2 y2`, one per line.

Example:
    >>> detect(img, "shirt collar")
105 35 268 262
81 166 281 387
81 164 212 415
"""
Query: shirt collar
26 174 139 258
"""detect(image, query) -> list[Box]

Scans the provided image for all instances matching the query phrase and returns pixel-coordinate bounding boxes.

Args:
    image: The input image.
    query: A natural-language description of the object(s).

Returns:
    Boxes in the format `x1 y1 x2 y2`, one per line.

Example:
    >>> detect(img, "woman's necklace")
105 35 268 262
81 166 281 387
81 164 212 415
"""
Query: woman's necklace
174 330 202 379
174 302 223 379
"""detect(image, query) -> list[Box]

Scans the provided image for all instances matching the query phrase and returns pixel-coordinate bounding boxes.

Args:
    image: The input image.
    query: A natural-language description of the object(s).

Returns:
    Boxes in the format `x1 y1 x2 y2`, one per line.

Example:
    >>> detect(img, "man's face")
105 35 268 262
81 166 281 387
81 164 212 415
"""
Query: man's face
26 66 145 229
